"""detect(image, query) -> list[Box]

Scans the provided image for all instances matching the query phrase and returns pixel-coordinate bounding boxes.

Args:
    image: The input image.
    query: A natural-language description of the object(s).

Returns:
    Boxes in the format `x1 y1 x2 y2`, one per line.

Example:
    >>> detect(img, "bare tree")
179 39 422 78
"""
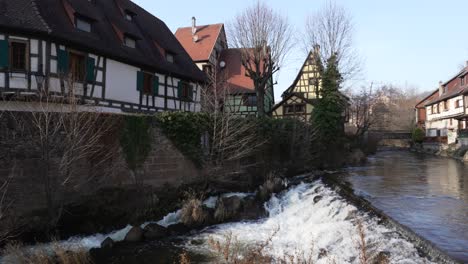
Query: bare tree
305 0 361 81
229 1 294 117
201 62 264 181
5 74 120 226
348 84 377 137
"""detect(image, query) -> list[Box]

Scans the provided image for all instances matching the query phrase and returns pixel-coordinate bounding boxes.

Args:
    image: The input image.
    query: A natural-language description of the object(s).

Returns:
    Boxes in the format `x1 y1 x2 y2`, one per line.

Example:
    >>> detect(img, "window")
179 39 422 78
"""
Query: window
124 10 135 21
443 100 448 111
166 52 174 63
178 81 193 100
9 41 27 71
76 17 92 32
461 76 466 86
284 104 306 114
124 35 137 48
456 99 463 108
242 95 257 107
443 86 447 94
69 52 86 81
309 78 317 85
143 72 153 95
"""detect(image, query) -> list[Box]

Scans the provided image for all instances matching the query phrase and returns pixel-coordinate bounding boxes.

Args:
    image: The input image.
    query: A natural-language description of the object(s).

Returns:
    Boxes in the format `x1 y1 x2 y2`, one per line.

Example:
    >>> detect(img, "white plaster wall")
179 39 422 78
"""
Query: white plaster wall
30 39 39 54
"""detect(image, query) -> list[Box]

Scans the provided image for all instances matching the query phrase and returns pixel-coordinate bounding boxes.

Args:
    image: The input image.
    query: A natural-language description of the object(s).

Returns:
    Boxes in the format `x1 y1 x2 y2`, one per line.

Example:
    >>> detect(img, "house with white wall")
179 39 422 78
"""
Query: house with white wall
416 63 468 144
0 0 205 113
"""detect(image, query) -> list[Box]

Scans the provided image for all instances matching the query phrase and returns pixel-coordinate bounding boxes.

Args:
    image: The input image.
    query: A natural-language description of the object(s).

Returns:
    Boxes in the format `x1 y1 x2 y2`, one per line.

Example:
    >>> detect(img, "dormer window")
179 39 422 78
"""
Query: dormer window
166 52 175 63
461 76 465 86
124 35 137 48
124 10 135 21
76 16 92 32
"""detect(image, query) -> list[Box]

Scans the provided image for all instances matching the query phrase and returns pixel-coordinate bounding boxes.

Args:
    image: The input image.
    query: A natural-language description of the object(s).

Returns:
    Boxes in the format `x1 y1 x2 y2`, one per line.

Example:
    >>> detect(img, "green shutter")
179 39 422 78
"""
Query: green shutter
177 81 183 98
0 40 9 68
86 57 96 82
153 76 159 95
136 71 144 91
57 49 69 74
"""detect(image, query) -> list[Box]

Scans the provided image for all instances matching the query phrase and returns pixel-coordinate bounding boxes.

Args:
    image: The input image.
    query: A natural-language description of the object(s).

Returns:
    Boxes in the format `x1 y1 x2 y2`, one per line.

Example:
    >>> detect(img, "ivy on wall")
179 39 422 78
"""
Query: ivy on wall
155 112 210 166
120 115 152 172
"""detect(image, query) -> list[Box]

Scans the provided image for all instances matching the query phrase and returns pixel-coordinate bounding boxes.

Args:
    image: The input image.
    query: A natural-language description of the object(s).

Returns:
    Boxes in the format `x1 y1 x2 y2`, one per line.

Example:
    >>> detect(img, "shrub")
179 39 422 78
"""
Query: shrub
119 115 152 172
2 242 91 264
412 127 425 143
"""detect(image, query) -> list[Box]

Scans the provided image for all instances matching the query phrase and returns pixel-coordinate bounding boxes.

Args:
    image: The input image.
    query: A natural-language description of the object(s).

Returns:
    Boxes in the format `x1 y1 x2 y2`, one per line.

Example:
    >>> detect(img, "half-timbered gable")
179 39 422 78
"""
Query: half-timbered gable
0 0 205 113
282 51 322 100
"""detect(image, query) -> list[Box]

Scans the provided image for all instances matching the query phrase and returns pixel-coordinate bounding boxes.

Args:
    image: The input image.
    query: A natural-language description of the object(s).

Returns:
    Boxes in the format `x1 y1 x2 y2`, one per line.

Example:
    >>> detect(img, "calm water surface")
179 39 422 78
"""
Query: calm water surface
343 150 468 262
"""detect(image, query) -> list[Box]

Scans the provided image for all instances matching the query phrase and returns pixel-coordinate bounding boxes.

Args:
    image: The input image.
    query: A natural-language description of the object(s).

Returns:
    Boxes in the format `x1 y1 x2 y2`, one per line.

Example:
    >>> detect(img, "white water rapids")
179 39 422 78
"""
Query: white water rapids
1 181 433 264
185 181 433 264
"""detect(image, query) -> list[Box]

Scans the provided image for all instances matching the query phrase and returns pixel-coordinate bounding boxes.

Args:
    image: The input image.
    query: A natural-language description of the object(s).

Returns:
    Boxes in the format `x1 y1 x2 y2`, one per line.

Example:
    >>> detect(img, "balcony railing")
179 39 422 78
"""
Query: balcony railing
424 136 448 144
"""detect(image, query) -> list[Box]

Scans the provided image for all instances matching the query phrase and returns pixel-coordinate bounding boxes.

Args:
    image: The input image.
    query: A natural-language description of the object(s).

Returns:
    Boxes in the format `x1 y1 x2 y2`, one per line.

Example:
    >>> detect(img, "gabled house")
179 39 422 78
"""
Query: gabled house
175 19 274 116
0 0 205 113
271 49 322 122
416 63 468 144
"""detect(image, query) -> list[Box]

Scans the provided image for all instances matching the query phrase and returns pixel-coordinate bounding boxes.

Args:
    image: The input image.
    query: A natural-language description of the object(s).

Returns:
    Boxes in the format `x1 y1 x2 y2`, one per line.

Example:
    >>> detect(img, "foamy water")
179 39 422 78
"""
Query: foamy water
186 181 434 264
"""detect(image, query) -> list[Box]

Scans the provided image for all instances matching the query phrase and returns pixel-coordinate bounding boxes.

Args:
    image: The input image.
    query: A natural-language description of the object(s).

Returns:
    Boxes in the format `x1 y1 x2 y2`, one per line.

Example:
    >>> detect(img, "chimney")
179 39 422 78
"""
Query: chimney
313 44 320 53
439 81 444 96
191 17 197 35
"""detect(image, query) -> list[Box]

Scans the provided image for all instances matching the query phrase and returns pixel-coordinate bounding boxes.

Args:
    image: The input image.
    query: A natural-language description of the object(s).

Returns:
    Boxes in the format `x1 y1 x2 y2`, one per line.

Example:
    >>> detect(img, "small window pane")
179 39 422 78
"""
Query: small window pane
166 53 174 63
10 41 27 71
124 36 136 48
76 18 91 32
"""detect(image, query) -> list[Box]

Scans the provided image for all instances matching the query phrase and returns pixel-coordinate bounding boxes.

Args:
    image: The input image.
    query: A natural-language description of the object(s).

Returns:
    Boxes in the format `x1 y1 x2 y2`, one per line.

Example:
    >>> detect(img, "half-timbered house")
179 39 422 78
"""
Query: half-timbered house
271 50 321 122
175 19 274 116
0 0 205 113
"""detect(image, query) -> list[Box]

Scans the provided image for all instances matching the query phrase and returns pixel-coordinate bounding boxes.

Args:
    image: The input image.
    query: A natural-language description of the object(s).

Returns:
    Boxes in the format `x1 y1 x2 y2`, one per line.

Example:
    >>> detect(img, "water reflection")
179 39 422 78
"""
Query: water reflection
344 151 468 262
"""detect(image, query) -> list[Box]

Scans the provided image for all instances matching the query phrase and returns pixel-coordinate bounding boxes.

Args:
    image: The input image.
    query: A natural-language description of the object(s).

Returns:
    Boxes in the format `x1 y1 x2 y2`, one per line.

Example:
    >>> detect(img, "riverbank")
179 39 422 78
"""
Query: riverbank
3 168 460 264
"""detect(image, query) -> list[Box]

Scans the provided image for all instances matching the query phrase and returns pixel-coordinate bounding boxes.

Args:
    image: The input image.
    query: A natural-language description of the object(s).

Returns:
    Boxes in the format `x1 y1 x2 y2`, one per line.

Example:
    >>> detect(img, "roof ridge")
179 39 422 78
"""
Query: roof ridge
30 0 51 33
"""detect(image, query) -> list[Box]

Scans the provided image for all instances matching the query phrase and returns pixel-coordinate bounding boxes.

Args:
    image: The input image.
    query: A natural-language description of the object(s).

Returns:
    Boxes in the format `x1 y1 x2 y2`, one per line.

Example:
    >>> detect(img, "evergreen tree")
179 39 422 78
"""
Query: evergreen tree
311 54 346 164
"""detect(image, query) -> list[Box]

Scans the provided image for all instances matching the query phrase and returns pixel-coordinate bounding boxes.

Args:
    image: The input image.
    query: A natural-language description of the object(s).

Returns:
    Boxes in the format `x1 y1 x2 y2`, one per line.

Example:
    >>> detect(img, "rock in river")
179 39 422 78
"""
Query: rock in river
124 226 143 242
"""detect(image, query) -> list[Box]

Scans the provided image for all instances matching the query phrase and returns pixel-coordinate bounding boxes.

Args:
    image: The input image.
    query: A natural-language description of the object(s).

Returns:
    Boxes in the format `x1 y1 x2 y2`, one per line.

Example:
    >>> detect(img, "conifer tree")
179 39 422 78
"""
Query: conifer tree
311 54 346 164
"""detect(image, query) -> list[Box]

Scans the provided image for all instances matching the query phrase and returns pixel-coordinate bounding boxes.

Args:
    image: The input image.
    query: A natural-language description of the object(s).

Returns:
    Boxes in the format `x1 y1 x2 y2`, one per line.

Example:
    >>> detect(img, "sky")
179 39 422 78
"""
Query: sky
133 0 468 100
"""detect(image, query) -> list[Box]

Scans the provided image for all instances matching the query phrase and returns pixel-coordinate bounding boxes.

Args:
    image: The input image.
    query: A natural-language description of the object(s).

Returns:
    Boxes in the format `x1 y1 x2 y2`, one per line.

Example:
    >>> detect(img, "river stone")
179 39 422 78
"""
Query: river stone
143 223 168 240
167 223 191 236
313 195 323 204
101 237 114 248
214 196 244 222
124 226 143 242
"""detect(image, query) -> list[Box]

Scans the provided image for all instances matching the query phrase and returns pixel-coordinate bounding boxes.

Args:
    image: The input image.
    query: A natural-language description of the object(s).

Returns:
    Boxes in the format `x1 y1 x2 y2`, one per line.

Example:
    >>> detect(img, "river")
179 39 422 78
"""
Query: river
341 150 468 262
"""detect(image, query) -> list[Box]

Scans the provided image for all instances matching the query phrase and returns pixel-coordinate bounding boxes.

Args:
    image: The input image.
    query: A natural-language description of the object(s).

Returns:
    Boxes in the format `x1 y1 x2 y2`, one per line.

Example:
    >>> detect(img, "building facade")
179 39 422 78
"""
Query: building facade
416 64 468 144
0 0 205 113
175 19 274 116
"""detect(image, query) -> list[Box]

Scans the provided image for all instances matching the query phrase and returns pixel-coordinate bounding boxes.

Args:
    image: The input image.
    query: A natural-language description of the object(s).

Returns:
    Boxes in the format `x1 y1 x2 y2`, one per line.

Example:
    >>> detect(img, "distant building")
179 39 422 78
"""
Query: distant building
0 0 205 113
415 63 468 144
175 18 274 116
271 51 321 122
272 48 349 123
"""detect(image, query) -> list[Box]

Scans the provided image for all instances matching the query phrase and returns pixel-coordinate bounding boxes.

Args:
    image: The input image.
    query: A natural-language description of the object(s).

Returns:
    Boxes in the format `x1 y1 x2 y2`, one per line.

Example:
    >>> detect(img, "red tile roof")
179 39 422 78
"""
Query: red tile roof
218 49 256 94
425 66 468 106
175 24 223 62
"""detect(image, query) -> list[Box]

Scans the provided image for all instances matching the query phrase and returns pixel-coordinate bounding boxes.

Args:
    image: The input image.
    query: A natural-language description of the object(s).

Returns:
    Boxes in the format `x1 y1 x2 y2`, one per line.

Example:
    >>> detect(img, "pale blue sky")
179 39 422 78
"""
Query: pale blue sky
134 0 468 99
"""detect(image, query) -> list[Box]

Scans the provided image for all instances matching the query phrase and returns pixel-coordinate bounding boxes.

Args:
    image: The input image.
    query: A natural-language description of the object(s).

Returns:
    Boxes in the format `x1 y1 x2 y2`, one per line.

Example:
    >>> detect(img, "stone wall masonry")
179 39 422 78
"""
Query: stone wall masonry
0 113 202 236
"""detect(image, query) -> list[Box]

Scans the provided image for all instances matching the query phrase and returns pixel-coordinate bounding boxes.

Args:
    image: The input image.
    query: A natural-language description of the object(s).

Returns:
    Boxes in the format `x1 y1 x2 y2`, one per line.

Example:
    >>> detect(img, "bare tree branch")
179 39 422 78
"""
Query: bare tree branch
305 0 362 82
229 1 294 116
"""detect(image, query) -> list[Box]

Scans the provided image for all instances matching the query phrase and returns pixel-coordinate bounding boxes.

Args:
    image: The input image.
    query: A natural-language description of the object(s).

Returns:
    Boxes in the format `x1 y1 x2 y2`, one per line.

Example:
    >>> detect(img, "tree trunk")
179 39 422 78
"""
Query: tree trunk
256 81 266 117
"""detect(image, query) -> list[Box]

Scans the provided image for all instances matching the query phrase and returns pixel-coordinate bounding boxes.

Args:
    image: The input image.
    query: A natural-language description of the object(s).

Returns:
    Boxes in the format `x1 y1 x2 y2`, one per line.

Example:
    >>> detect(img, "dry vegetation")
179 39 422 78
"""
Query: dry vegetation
1 243 91 264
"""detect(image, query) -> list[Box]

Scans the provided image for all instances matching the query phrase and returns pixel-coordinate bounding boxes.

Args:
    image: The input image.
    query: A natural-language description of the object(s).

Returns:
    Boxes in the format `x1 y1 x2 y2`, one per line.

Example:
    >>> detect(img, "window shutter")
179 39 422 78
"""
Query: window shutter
136 71 144 91
57 49 69 74
0 40 9 68
177 81 183 98
86 57 95 82
153 76 159 95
